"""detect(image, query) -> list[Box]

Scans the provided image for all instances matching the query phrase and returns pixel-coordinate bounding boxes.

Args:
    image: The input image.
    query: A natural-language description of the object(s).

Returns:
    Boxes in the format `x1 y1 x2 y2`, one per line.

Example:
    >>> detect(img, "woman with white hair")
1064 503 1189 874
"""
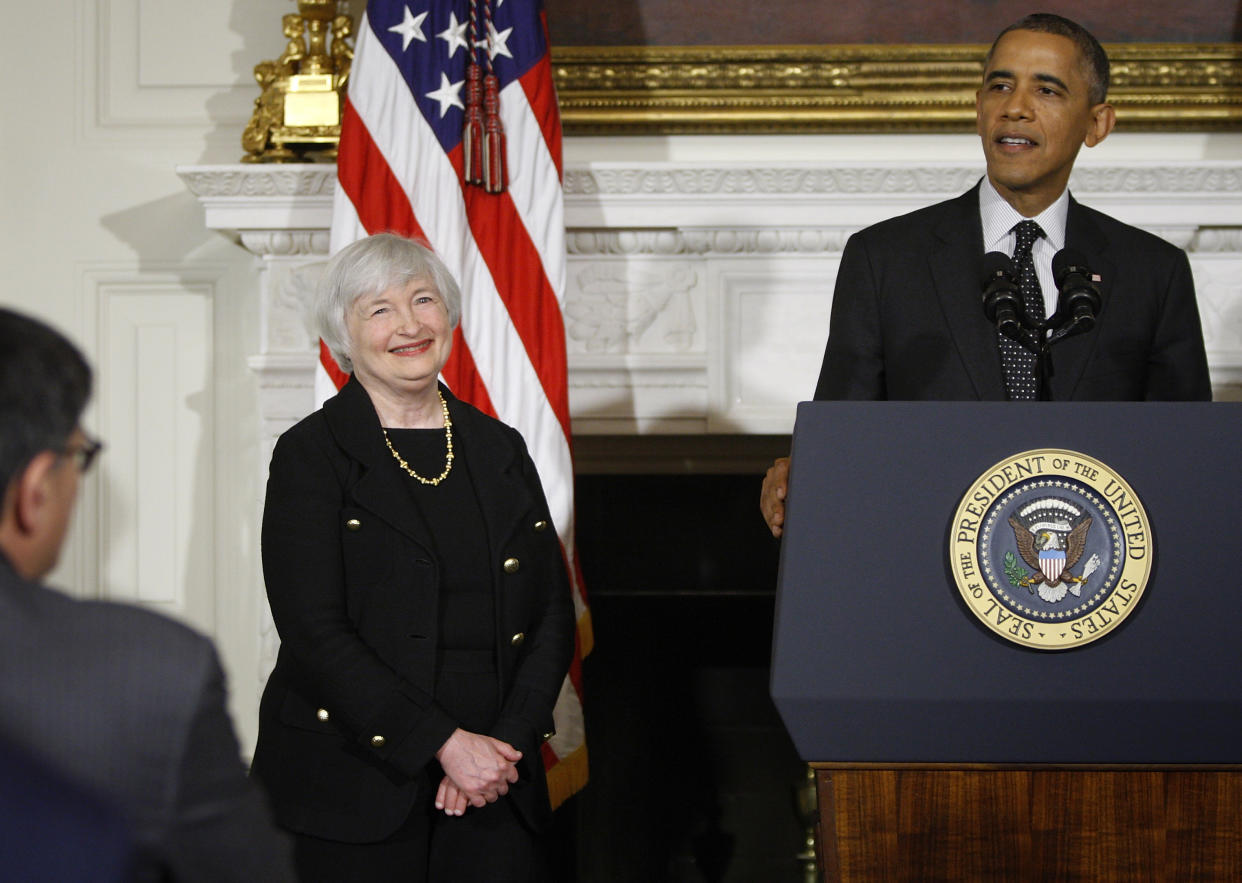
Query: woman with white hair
250 233 574 882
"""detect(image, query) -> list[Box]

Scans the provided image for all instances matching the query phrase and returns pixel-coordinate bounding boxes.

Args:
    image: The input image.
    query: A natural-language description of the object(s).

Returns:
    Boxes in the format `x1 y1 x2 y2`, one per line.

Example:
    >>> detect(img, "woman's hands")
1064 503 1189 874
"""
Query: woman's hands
433 728 522 815
434 777 469 816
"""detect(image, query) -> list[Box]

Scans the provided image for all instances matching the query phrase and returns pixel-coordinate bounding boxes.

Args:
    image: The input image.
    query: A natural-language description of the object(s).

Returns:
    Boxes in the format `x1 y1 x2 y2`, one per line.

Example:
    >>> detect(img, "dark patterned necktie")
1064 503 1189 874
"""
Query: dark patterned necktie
998 219 1045 400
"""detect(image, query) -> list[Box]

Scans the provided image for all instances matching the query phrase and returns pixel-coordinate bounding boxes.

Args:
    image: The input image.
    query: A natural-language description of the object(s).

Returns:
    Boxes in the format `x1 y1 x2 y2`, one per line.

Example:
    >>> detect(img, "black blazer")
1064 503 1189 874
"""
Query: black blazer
250 378 575 843
815 184 1212 401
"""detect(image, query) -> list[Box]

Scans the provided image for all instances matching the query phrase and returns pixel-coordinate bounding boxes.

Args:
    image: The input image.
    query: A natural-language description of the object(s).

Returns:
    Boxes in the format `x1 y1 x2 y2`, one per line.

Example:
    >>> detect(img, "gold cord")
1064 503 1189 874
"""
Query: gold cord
382 390 454 485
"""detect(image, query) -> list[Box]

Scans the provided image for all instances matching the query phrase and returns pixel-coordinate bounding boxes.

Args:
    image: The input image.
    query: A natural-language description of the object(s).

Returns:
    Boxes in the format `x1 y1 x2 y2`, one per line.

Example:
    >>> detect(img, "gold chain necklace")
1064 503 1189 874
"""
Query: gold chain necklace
382 391 454 485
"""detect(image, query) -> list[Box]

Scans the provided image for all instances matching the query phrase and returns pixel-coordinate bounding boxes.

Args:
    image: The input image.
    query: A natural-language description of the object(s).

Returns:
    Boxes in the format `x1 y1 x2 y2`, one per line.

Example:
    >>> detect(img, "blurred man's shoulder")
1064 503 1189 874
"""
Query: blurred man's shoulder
1 571 216 676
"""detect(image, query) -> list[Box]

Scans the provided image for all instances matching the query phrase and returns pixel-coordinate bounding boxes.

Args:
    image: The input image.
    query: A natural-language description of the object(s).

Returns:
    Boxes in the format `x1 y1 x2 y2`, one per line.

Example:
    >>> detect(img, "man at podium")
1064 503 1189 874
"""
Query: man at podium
760 12 1211 537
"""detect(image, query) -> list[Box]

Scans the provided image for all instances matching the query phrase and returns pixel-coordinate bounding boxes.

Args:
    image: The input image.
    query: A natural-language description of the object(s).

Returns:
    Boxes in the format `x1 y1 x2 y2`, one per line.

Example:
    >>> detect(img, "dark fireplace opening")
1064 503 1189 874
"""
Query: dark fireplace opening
557 437 809 883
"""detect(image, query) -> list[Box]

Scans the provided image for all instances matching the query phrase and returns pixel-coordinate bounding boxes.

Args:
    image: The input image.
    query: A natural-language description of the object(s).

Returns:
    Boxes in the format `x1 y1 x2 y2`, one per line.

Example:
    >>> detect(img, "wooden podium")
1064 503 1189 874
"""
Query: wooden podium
813 766 1242 880
771 403 1242 882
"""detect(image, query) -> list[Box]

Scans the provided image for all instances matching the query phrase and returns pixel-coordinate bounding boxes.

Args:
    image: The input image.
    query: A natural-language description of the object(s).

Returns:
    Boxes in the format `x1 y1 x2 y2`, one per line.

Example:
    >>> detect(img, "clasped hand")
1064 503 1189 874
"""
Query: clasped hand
434 728 522 816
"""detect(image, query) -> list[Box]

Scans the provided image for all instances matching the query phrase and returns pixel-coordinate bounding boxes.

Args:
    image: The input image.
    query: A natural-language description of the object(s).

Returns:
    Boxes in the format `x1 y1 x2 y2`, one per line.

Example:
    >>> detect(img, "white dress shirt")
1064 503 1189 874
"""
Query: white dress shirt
978 177 1070 320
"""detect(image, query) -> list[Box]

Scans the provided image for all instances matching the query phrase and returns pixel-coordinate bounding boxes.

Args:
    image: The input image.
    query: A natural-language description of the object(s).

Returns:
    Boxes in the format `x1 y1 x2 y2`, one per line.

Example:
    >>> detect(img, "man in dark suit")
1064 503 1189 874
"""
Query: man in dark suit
0 307 295 881
760 13 1211 536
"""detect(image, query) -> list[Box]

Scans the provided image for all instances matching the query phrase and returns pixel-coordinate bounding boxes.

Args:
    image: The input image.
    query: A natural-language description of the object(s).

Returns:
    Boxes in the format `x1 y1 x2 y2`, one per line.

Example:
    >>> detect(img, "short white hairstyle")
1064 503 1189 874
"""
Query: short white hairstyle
317 233 463 373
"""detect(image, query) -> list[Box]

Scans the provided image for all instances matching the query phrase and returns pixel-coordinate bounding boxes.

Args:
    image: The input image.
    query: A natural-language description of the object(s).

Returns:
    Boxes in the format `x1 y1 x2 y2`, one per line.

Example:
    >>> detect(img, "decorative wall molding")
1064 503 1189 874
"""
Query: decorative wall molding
561 161 1242 230
239 231 331 257
563 163 1242 198
190 162 1242 203
179 166 339 198
1070 165 1242 194
564 165 987 197
565 263 701 354
567 229 853 256
178 165 336 232
181 159 1242 431
1194 229 1242 253
1191 255 1242 356
264 259 327 351
181 161 1242 231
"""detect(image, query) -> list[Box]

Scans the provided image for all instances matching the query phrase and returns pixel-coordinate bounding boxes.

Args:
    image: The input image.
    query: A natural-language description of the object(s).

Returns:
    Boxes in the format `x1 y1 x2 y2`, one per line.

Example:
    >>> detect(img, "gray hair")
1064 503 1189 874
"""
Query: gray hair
316 233 463 373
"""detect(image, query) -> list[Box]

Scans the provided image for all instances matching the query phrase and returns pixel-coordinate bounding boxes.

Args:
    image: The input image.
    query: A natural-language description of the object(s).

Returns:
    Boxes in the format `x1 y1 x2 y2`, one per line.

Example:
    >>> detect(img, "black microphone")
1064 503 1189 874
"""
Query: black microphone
1051 249 1102 335
981 251 1024 341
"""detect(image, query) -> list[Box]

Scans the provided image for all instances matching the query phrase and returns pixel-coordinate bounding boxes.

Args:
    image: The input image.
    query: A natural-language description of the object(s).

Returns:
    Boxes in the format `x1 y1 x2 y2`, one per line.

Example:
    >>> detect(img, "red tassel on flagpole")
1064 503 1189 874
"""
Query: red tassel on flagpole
482 72 507 193
462 63 484 186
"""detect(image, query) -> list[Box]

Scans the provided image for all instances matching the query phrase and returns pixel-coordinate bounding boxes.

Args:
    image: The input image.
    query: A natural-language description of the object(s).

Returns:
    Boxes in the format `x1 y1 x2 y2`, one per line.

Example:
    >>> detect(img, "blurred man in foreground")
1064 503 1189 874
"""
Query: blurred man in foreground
0 307 295 881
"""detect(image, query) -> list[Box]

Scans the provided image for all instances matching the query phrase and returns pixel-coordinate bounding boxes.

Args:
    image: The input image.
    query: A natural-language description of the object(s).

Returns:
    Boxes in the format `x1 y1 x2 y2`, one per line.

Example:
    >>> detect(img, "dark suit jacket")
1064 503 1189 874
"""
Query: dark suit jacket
0 559 295 882
815 184 1211 401
0 732 135 881
250 378 574 843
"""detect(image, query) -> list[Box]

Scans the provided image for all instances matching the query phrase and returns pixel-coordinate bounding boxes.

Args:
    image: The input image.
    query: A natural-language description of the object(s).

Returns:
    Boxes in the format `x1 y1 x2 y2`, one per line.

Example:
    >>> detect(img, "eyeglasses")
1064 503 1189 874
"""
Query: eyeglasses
62 435 104 473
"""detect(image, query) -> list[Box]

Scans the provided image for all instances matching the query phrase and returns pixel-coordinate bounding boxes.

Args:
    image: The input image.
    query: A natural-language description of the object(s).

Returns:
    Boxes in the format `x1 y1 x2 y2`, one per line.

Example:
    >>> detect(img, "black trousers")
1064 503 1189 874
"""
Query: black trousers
292 787 545 882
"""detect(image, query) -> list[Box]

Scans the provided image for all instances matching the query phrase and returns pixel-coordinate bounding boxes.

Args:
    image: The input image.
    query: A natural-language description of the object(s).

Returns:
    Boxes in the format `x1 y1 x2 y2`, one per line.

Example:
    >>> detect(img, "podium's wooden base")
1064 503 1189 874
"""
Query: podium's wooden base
813 766 1242 882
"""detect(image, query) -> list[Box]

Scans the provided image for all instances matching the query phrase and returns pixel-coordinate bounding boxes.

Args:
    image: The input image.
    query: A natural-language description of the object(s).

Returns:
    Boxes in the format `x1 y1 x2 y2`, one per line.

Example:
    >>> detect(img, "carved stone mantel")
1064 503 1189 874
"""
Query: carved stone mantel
178 160 1242 437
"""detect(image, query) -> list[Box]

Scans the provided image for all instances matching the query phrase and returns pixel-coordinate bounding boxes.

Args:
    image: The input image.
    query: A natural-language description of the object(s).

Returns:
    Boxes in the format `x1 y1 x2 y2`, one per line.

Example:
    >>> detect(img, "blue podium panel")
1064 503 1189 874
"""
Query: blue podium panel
771 402 1242 764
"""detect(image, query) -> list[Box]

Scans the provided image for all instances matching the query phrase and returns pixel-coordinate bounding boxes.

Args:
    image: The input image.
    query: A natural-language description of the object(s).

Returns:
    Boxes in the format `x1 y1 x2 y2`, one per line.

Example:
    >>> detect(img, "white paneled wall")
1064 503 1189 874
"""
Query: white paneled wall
88 277 225 634
2 1 1240 758
4 0 291 753
81 0 267 142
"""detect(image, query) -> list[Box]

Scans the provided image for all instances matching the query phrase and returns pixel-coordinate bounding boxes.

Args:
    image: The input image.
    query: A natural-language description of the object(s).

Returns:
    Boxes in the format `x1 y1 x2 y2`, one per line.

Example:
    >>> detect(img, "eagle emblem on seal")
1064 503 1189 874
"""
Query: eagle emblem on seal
1006 498 1101 603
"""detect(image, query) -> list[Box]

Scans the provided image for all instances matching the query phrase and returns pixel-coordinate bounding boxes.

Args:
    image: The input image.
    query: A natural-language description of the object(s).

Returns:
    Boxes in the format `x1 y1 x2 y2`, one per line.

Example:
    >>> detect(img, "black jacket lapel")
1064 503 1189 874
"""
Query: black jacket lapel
930 184 1006 400
323 377 536 557
1048 195 1113 401
322 376 436 553
446 394 537 553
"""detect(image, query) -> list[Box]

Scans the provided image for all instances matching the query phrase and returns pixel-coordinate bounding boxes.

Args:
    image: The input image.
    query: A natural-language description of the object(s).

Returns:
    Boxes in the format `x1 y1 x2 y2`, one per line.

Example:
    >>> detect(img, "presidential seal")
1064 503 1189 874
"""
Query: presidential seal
950 449 1152 650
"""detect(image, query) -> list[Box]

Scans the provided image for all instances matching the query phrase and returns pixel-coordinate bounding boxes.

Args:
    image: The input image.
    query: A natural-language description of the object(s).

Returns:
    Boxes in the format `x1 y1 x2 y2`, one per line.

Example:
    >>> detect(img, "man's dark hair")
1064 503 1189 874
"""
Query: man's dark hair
0 309 92 495
986 13 1110 106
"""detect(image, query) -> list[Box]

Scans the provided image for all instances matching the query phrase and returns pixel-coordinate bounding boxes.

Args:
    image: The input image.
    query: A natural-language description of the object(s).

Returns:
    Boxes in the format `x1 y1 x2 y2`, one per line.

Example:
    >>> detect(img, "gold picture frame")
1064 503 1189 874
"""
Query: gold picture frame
551 43 1242 134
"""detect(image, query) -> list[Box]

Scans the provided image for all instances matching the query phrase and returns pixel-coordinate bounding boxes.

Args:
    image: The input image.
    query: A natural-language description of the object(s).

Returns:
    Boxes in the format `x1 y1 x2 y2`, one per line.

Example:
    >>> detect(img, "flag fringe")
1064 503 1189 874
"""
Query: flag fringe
462 63 484 185
482 72 507 193
546 741 589 811
576 606 594 658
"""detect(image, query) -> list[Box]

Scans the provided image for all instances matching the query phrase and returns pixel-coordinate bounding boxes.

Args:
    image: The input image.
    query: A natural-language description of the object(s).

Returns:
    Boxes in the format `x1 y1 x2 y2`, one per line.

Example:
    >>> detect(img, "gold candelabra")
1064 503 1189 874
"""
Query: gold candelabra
242 0 353 162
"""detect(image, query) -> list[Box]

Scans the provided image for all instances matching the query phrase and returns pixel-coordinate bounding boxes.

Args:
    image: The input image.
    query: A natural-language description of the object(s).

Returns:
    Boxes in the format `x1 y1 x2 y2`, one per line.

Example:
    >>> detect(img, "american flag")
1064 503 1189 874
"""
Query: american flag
324 0 590 809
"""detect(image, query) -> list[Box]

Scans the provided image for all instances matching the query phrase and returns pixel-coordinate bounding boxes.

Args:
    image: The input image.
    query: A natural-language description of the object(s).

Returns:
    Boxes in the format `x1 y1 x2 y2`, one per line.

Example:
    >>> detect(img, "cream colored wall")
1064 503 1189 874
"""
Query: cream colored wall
2 2 1237 754
0 0 291 753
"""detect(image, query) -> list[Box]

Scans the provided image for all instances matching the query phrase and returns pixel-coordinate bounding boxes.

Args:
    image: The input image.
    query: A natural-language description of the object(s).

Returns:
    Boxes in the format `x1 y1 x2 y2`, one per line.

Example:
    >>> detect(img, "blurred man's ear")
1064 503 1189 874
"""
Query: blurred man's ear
0 451 70 580
11 452 58 533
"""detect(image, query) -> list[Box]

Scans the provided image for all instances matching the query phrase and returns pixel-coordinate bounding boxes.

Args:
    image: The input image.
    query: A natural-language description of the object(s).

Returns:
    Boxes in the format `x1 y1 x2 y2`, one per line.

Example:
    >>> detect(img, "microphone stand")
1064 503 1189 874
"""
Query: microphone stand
1014 311 1097 401
1036 332 1054 402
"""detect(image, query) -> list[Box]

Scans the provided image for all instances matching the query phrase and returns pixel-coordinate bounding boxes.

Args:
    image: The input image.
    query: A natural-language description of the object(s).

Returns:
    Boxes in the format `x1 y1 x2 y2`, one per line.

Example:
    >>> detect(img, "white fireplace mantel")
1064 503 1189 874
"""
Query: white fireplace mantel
179 159 1242 438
